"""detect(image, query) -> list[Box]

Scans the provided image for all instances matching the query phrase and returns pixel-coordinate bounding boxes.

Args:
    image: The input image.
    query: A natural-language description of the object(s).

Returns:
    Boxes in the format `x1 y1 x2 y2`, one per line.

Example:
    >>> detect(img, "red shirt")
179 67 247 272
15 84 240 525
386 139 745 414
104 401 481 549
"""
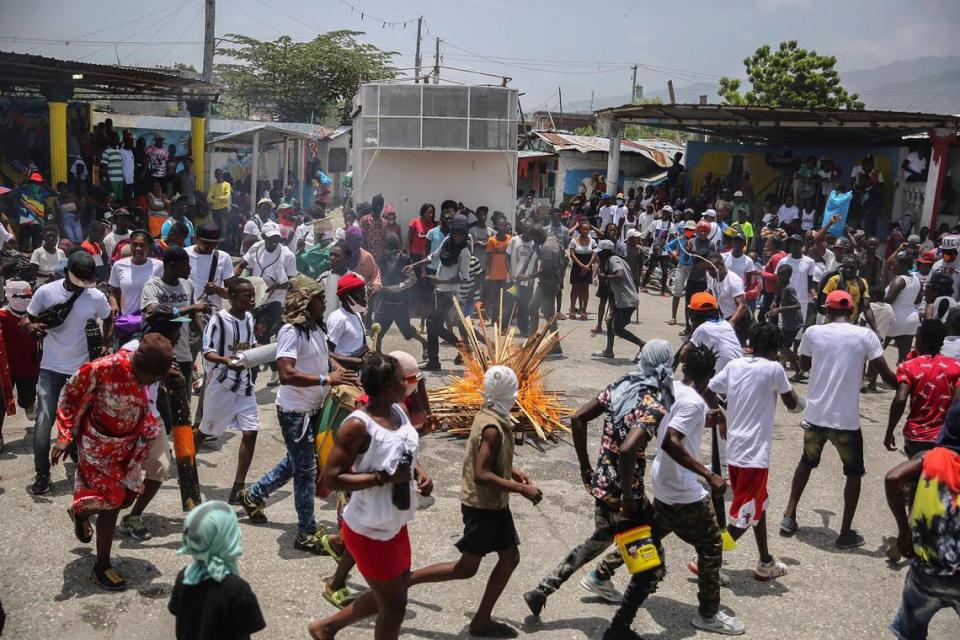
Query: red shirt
896 353 960 442
0 309 40 378
761 250 787 294
408 218 434 256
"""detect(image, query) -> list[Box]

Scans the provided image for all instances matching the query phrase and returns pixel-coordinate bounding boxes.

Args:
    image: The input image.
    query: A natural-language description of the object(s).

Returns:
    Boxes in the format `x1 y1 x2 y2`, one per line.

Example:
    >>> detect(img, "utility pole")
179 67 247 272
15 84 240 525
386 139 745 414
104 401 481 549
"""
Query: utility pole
558 86 563 124
433 37 440 84
589 90 594 112
667 80 676 104
202 0 216 82
631 64 638 102
413 16 423 83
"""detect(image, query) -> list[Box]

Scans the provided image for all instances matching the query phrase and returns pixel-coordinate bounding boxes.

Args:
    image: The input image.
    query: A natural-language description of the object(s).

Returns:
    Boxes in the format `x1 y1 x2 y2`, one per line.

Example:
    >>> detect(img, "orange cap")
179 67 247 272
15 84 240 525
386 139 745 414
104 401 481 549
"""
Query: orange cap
689 292 718 311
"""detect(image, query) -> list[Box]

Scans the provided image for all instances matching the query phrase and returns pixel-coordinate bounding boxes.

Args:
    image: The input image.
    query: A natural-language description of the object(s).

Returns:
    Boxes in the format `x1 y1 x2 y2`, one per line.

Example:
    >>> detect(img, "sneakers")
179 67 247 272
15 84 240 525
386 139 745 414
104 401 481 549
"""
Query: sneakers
687 557 731 587
778 515 799 537
579 570 623 603
692 610 745 635
421 361 442 372
603 626 646 640
754 558 787 581
293 530 328 555
835 530 866 549
522 588 547 617
266 371 281 387
239 490 267 524
31 473 50 495
25 403 36 421
119 514 152 541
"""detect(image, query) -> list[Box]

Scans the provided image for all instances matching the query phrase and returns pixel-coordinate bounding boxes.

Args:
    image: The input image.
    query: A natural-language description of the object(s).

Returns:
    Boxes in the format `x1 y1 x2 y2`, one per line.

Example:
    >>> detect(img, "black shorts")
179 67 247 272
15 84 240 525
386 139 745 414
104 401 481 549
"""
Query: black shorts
455 504 519 556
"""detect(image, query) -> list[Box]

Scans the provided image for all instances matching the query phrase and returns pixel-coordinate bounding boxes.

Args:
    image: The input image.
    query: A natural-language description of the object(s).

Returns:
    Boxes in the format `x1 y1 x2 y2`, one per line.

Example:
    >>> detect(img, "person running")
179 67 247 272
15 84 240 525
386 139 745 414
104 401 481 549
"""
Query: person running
524 341 674 632
885 251 923 364
169 501 266 639
780 290 898 547
651 343 745 635
884 404 960 640
593 239 644 360
706 252 750 344
708 322 803 581
0 278 39 452
678 292 742 375
197 278 260 505
409 366 540 637
417 219 471 371
376 233 427 355
52 334 174 590
307 354 432 640
326 273 369 367
240 278 359 553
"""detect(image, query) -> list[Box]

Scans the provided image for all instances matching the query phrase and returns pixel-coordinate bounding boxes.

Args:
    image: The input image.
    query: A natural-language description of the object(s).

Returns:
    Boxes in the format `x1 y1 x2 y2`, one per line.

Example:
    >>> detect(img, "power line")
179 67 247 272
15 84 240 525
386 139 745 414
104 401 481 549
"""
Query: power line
0 36 203 46
336 0 419 29
220 0 285 36
119 0 189 65
156 1 204 65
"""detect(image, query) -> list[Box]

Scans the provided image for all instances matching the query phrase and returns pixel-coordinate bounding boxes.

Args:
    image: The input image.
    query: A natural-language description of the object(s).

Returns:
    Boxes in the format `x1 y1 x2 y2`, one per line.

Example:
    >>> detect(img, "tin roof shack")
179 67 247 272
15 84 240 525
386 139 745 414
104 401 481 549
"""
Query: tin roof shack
520 131 681 206
351 82 519 228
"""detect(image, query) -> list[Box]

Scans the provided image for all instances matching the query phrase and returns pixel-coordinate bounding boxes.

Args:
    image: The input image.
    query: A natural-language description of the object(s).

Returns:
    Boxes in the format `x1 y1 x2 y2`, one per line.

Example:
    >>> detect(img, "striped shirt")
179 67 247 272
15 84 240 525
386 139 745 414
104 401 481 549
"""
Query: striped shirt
102 147 123 183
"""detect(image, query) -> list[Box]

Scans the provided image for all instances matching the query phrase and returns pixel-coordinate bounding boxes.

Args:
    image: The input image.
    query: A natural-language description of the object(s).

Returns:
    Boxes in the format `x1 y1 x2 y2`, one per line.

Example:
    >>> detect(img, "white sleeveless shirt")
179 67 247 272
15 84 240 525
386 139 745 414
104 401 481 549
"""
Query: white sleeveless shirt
341 405 420 541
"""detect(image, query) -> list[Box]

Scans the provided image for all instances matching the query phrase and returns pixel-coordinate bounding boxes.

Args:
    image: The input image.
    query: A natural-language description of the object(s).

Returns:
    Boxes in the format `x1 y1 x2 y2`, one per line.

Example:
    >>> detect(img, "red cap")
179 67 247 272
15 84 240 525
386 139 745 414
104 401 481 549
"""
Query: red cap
696 221 711 233
28 171 43 183
825 290 853 311
688 292 718 311
917 250 937 264
336 273 365 298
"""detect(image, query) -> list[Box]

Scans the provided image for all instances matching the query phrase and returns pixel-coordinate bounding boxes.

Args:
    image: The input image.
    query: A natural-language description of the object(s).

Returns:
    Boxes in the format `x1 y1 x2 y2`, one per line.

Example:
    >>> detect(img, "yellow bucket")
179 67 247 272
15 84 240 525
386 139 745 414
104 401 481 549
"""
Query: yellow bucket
614 525 662 574
721 529 738 552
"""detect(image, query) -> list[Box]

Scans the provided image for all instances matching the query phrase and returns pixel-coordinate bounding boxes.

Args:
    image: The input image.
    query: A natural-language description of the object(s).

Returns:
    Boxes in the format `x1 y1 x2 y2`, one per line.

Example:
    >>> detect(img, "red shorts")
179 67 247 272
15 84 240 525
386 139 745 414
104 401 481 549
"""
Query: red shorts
341 520 411 581
727 465 769 528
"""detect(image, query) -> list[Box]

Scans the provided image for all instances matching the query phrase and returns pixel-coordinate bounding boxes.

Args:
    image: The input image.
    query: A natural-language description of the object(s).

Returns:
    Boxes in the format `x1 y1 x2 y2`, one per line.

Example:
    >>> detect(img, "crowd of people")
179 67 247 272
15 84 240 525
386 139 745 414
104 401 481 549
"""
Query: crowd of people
0 149 958 640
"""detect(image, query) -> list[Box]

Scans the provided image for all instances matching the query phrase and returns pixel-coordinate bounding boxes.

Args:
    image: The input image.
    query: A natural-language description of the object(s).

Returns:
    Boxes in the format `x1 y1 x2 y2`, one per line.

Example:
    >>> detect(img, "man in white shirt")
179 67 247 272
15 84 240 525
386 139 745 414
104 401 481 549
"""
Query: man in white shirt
776 195 800 229
780 290 898 549
103 208 133 257
706 253 748 332
185 222 233 311
598 194 618 229
901 149 927 182
678 292 743 374
708 322 802 581
652 343 745 636
30 225 66 283
701 209 723 248
24 251 113 494
776 234 817 322
240 277 358 553
236 221 298 386
505 223 540 336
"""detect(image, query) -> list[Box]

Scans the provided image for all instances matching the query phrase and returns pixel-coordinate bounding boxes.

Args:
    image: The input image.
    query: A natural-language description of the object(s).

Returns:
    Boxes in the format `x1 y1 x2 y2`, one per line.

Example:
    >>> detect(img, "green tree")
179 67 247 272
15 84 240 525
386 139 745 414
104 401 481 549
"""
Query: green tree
719 41 864 109
215 31 396 122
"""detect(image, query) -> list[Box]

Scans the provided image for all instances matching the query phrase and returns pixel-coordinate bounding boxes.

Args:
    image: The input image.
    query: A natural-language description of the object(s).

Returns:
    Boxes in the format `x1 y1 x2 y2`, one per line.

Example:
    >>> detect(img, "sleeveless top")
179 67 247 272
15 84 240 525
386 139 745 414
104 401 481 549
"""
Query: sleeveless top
460 407 514 510
341 405 420 540
888 273 921 316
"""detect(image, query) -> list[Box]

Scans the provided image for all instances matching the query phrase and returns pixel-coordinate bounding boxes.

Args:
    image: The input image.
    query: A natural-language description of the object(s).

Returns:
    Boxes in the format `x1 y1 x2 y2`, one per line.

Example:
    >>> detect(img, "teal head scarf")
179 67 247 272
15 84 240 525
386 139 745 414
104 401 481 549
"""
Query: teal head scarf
608 339 675 425
177 501 243 585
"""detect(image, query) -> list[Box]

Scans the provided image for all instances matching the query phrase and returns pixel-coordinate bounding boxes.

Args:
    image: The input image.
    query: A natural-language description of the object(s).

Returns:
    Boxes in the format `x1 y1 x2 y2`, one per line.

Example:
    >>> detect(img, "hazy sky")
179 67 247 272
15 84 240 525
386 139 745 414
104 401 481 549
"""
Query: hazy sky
2 0 958 112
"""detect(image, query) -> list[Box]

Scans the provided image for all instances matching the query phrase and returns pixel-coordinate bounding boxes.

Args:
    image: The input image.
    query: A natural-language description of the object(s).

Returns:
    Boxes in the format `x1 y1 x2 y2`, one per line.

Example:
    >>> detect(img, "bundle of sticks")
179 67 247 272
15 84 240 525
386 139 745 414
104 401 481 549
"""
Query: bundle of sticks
429 298 572 440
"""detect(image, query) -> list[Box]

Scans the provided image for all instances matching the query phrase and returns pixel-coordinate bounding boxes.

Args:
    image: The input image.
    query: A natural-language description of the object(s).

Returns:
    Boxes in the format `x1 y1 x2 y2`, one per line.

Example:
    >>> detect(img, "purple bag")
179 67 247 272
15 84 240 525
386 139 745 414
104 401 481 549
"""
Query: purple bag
114 312 143 339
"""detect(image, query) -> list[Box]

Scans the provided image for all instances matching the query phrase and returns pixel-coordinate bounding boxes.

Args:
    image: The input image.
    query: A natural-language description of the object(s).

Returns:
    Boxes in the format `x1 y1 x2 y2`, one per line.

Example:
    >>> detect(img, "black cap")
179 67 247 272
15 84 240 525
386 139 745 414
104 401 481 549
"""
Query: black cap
67 251 97 288
163 245 189 264
197 223 221 243
787 233 804 244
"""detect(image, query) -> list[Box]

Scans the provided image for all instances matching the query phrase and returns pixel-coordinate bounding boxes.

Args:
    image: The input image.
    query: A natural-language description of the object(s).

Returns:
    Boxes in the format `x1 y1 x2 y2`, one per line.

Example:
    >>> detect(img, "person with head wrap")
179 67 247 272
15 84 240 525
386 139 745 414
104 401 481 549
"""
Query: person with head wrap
51 334 175 590
885 400 960 640
325 272 370 369
525 340 673 628
169 500 266 639
0 279 40 451
343 225 381 292
407 366 540 638
418 217 472 371
240 276 359 554
375 233 427 355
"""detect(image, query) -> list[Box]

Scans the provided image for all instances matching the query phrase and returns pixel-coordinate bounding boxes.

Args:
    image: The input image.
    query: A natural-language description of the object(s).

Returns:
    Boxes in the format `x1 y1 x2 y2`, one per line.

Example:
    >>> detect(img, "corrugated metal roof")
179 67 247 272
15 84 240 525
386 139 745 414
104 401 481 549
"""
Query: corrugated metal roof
532 131 681 167
97 113 347 140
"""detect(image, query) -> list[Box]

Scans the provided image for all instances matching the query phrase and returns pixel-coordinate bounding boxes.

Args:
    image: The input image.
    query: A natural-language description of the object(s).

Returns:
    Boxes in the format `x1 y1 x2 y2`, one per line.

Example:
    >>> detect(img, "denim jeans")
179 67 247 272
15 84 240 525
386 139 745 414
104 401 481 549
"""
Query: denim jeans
61 213 83 243
33 369 72 475
249 408 318 536
890 565 960 639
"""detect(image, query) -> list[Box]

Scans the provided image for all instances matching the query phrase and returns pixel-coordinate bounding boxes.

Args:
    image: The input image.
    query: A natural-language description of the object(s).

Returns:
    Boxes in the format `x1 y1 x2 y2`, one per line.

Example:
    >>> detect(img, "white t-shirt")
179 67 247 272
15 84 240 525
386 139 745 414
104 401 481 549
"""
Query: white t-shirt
103 230 131 257
275 323 330 412
708 357 791 468
799 322 883 430
140 276 194 362
902 151 927 180
599 205 616 228
777 255 816 320
326 307 365 356
506 236 538 282
108 258 163 315
777 205 799 224
30 247 65 275
186 247 233 309
722 252 756 283
27 280 111 374
652 381 709 505
242 241 298 306
800 209 816 231
708 271 745 319
242 215 264 237
690 319 743 373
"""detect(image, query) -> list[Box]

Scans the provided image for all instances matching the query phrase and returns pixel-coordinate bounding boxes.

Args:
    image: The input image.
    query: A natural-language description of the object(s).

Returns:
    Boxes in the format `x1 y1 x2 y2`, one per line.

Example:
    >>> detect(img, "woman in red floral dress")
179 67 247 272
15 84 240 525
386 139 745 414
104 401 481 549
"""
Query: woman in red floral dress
51 334 174 591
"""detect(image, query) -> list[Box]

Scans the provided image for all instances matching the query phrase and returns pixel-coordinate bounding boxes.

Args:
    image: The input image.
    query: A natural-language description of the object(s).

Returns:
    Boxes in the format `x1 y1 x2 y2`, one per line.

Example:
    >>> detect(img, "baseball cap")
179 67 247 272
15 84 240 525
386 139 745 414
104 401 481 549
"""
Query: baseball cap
601 193 612 200
662 205 673 214
336 273 365 297
733 190 743 197
907 234 921 245
197 222 221 243
696 221 712 233
833 237 850 248
787 233 804 244
112 207 132 219
918 250 938 264
941 235 960 250
67 251 97 289
261 221 282 238
595 239 615 253
616 192 624 199
683 220 697 231
626 228 643 240
257 197 274 207
825 290 854 311
163 245 189 265
689 292 718 311
702 209 717 218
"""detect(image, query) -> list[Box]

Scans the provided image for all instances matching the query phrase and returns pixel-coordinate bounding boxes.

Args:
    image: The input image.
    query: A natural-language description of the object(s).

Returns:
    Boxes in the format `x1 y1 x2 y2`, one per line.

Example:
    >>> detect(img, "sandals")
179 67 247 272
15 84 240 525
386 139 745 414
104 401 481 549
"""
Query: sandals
322 582 357 609
589 327 603 335
91 564 127 591
667 318 677 326
591 351 615 359
69 507 93 543
320 534 344 563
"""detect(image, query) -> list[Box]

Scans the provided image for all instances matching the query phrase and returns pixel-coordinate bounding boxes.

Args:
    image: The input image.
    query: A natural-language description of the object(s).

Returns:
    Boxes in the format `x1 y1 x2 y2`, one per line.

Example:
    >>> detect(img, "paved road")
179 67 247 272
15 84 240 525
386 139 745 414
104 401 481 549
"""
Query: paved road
0 292 956 639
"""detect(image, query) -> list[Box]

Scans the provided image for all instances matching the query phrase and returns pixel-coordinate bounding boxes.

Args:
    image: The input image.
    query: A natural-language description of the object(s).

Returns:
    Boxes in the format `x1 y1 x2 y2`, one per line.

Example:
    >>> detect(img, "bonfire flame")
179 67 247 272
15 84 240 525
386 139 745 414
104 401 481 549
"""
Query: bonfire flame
429 298 572 440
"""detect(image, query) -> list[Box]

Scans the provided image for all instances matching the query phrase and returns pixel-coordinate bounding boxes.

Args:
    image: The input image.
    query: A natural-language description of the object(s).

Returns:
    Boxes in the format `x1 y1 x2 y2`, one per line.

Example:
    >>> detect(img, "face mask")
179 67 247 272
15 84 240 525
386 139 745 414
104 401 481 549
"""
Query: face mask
348 299 367 316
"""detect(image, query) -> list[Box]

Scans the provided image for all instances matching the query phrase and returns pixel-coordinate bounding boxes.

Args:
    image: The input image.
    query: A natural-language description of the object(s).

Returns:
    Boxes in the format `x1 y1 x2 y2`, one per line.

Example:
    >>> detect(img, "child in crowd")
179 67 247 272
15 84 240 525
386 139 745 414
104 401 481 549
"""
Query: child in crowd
766 264 802 376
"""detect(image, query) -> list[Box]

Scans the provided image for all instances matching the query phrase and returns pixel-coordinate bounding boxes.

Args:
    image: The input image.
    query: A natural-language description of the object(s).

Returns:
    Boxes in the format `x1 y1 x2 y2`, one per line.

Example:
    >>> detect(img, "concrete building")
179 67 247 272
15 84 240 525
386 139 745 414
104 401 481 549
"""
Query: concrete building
351 82 519 227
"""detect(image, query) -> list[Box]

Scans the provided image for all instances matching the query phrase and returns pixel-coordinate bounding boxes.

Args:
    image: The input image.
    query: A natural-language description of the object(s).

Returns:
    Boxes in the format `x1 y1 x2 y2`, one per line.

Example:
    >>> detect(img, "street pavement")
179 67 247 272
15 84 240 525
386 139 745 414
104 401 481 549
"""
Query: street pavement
0 291 956 639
